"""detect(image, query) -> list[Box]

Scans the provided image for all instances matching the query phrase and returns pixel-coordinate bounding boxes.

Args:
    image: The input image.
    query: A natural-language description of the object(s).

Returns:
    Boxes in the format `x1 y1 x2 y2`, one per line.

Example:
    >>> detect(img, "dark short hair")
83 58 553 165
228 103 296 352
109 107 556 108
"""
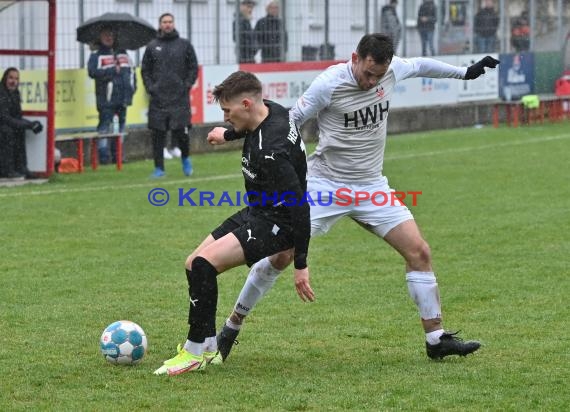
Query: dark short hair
159 13 174 24
356 33 394 65
212 71 262 102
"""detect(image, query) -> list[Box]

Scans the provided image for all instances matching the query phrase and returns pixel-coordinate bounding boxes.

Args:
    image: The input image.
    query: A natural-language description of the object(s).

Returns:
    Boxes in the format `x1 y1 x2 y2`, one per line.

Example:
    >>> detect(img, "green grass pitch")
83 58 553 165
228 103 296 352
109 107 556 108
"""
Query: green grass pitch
1 122 569 410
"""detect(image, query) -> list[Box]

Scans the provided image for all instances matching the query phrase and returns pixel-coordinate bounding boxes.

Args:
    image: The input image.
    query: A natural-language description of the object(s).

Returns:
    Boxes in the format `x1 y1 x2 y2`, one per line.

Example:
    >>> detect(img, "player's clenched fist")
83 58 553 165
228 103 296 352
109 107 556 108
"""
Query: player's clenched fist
207 126 228 145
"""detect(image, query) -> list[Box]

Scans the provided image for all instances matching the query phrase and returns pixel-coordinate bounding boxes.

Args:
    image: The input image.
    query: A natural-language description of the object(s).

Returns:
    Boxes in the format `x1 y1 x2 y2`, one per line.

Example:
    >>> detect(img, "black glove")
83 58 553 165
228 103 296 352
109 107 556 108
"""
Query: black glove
465 56 500 80
30 121 43 134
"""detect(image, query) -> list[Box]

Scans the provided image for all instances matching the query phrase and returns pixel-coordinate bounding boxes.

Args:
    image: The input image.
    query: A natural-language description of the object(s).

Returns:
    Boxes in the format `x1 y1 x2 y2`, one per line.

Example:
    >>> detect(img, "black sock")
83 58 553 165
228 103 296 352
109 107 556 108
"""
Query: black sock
186 257 218 343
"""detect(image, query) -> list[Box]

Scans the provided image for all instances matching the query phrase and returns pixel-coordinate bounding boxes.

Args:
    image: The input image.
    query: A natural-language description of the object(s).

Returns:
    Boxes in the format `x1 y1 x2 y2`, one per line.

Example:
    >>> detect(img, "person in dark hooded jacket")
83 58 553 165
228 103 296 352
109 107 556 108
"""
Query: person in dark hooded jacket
474 0 499 53
234 0 258 63
142 12 198 178
254 1 287 63
381 0 402 50
0 67 43 179
417 0 437 56
88 28 136 164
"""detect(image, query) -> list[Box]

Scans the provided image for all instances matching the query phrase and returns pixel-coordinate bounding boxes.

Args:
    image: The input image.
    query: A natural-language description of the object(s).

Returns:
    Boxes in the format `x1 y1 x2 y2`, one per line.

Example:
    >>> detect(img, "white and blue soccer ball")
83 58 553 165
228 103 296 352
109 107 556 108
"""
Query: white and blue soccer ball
100 320 148 365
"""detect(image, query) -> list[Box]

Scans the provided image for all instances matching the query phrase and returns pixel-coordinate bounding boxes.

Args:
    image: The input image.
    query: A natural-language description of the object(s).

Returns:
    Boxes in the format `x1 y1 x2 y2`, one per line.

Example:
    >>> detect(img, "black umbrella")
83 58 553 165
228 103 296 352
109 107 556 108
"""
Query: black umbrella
77 12 156 50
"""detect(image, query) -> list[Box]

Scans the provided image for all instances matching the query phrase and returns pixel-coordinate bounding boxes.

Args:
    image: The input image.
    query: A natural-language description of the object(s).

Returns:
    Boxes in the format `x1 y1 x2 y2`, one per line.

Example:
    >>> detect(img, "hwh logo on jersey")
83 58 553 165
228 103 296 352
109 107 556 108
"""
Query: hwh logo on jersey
344 101 389 128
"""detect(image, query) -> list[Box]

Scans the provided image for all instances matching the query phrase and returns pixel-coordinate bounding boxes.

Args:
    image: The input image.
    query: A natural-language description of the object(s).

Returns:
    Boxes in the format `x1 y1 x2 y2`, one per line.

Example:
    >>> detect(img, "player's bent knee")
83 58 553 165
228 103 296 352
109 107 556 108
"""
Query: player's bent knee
406 241 432 269
185 254 195 270
417 241 432 265
190 256 218 286
185 251 204 270
269 250 293 271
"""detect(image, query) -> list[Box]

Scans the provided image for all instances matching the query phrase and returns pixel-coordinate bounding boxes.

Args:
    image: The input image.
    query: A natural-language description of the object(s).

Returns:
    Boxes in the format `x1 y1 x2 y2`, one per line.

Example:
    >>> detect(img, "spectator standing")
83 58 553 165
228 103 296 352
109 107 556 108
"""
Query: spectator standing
142 12 199 178
234 0 258 63
381 0 402 51
0 68 43 179
254 1 287 63
87 29 136 164
474 0 499 53
511 11 530 52
417 0 437 56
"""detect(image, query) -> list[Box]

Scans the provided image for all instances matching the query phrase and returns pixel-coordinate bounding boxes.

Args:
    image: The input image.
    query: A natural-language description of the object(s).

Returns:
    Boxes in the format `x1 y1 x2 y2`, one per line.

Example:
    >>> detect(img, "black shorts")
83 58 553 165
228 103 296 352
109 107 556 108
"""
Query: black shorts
211 207 294 267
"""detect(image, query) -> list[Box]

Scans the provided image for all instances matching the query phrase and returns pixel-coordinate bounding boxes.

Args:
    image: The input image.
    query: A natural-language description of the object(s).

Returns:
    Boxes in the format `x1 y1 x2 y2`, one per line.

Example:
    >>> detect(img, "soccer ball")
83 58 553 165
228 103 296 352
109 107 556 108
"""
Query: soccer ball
100 320 148 365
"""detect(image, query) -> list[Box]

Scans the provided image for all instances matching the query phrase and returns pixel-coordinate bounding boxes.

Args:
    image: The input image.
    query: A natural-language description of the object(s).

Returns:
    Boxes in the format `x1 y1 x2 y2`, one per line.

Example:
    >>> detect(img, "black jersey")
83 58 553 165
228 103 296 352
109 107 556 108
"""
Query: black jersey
224 100 310 269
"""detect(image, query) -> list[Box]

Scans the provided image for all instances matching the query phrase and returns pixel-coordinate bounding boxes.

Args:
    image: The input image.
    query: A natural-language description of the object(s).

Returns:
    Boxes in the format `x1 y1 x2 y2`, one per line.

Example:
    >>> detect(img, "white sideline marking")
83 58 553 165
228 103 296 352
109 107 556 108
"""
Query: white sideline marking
0 173 242 198
1 133 569 198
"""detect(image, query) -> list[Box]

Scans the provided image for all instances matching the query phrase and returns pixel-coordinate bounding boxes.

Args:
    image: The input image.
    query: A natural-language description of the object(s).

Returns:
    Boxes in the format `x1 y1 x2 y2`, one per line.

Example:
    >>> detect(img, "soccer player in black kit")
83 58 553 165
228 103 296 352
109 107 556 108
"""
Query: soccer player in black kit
154 71 314 376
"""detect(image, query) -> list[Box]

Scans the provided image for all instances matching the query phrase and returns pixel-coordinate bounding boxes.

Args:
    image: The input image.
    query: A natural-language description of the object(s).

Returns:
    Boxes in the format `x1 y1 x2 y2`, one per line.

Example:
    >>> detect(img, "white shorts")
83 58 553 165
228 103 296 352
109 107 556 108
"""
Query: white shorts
308 176 414 238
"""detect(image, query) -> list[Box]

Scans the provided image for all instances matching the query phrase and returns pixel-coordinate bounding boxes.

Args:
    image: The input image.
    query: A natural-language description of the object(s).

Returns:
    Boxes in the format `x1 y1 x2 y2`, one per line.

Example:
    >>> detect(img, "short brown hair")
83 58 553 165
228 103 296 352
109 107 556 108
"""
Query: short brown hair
212 71 262 102
159 13 174 24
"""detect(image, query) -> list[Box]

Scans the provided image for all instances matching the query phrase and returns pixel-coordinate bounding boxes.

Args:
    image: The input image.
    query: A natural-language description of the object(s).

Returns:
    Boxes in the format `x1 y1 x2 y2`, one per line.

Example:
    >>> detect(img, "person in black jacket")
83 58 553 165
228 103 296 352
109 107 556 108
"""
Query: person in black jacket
417 0 437 56
511 11 530 52
234 0 258 63
381 0 402 50
474 0 499 53
153 71 312 376
0 68 43 179
88 29 136 164
141 13 198 178
254 1 287 63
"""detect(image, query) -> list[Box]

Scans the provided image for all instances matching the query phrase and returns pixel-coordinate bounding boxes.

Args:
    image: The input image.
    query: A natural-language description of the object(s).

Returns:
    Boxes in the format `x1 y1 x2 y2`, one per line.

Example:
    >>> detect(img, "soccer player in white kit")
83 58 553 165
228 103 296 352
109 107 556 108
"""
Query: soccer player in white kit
216 33 499 360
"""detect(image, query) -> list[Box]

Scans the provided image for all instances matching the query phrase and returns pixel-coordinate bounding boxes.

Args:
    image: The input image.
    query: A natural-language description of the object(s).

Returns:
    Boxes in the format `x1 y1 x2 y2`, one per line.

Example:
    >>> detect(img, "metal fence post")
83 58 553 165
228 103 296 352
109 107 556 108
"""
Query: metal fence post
324 0 330 57
282 0 288 62
187 0 192 44
365 0 370 34
234 0 240 63
529 0 535 51
135 0 140 66
499 0 507 53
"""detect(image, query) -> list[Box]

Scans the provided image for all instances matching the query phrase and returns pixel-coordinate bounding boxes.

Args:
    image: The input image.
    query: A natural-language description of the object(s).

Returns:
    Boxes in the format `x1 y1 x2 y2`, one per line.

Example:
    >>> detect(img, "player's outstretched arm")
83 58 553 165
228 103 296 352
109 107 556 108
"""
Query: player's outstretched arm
294 267 315 302
207 126 228 145
465 56 500 80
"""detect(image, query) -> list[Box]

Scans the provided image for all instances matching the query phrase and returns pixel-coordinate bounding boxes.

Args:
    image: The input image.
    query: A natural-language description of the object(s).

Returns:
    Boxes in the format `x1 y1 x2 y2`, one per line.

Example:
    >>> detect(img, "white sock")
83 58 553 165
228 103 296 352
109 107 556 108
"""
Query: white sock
184 340 204 357
203 336 217 352
426 329 444 345
233 257 281 318
406 271 442 320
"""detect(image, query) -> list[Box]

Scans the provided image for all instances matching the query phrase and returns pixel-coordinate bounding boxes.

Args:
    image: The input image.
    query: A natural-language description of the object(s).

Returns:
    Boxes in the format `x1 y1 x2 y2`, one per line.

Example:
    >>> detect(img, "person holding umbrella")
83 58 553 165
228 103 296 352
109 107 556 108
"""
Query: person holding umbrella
78 12 156 165
142 13 199 178
87 28 136 165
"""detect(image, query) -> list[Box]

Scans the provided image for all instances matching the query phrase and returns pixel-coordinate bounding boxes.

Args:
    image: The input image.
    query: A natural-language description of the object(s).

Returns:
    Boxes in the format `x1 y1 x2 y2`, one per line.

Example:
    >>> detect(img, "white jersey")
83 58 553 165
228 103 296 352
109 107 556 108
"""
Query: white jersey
290 56 467 182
